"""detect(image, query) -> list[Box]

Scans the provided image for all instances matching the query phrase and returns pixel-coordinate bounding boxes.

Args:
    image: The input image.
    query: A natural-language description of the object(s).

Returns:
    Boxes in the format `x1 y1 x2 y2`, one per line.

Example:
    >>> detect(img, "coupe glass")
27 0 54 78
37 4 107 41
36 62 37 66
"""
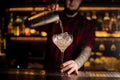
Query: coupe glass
52 32 73 63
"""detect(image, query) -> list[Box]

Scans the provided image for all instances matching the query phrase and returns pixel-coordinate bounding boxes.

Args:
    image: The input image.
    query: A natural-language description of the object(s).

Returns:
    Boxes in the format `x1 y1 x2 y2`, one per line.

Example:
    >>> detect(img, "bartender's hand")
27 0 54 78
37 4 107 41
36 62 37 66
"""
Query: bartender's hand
46 4 59 11
45 4 59 24
60 60 79 75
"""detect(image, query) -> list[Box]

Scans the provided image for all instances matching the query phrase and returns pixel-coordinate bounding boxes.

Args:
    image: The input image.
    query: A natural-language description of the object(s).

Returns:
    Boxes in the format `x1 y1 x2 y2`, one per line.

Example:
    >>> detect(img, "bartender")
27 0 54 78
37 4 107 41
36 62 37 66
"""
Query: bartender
42 0 95 75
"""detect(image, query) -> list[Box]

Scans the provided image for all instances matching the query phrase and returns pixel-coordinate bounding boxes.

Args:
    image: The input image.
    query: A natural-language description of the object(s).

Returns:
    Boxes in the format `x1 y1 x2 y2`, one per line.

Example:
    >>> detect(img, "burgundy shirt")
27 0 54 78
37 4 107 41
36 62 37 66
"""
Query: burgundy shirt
44 11 95 73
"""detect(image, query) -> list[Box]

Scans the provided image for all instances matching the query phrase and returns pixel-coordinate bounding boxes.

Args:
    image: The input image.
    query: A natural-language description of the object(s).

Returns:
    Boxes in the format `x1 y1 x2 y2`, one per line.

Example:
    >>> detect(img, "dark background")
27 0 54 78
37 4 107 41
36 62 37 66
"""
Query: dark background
1 0 120 7
1 0 120 29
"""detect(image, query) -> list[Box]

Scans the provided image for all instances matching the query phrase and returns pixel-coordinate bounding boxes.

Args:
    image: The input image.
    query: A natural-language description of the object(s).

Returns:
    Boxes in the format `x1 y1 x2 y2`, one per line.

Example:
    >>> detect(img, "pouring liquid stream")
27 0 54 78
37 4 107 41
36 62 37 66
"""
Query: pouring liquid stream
59 20 64 33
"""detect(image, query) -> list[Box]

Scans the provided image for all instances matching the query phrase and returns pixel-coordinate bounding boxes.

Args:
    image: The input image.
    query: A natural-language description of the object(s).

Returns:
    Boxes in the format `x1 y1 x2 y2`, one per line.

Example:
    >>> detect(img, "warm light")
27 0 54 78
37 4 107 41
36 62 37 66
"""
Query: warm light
95 31 110 37
40 70 46 75
89 58 94 62
30 29 36 34
41 31 47 37
25 27 30 36
84 61 90 67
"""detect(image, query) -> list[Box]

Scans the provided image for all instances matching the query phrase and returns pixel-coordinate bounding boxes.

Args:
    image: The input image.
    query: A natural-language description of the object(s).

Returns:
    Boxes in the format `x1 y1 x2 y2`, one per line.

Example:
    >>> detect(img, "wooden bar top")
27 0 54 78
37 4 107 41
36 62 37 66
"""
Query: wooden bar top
0 69 120 80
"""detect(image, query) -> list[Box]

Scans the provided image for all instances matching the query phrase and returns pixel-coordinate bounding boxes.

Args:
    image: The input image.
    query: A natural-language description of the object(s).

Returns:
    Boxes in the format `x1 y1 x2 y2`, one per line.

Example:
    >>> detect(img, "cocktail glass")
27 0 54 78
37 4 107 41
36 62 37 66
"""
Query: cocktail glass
52 32 73 63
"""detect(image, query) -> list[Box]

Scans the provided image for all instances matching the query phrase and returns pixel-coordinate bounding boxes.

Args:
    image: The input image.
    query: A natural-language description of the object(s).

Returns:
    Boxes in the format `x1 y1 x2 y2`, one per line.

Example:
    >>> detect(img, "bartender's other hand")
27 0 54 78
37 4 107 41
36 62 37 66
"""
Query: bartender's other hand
60 60 79 75
46 4 59 11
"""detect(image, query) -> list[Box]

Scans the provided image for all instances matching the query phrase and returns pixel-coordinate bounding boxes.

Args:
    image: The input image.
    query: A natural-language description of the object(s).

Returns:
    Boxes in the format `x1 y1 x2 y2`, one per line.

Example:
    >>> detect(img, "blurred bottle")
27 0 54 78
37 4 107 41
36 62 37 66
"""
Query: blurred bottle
1 17 6 53
0 30 2 54
102 12 110 32
14 15 23 36
20 16 27 35
92 11 97 20
91 11 98 31
86 12 91 21
0 29 5 56
109 13 117 33
117 11 120 31
7 13 14 35
97 15 103 31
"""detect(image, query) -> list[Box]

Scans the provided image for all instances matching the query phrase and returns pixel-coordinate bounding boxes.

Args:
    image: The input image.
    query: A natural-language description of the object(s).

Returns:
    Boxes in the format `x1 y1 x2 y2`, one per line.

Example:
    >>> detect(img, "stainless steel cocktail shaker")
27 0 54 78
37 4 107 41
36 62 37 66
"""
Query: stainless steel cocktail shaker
25 11 59 28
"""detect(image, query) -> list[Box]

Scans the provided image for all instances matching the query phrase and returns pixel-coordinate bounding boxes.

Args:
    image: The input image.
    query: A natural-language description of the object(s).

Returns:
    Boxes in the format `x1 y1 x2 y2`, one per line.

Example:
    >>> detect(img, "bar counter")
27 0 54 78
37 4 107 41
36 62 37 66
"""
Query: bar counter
0 69 120 80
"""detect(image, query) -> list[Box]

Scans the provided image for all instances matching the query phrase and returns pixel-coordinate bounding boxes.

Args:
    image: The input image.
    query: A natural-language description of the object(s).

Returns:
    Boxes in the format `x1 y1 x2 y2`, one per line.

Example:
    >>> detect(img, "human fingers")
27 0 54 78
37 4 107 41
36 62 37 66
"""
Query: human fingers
55 4 59 10
51 4 59 10
46 4 59 11
60 60 74 72
67 62 79 75
74 69 79 75
61 60 73 68
60 60 79 75
67 68 79 75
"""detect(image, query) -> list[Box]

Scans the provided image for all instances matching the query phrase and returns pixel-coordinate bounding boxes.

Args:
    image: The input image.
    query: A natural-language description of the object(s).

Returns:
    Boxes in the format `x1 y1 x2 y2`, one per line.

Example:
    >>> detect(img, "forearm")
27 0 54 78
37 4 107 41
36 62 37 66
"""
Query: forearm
74 46 91 69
